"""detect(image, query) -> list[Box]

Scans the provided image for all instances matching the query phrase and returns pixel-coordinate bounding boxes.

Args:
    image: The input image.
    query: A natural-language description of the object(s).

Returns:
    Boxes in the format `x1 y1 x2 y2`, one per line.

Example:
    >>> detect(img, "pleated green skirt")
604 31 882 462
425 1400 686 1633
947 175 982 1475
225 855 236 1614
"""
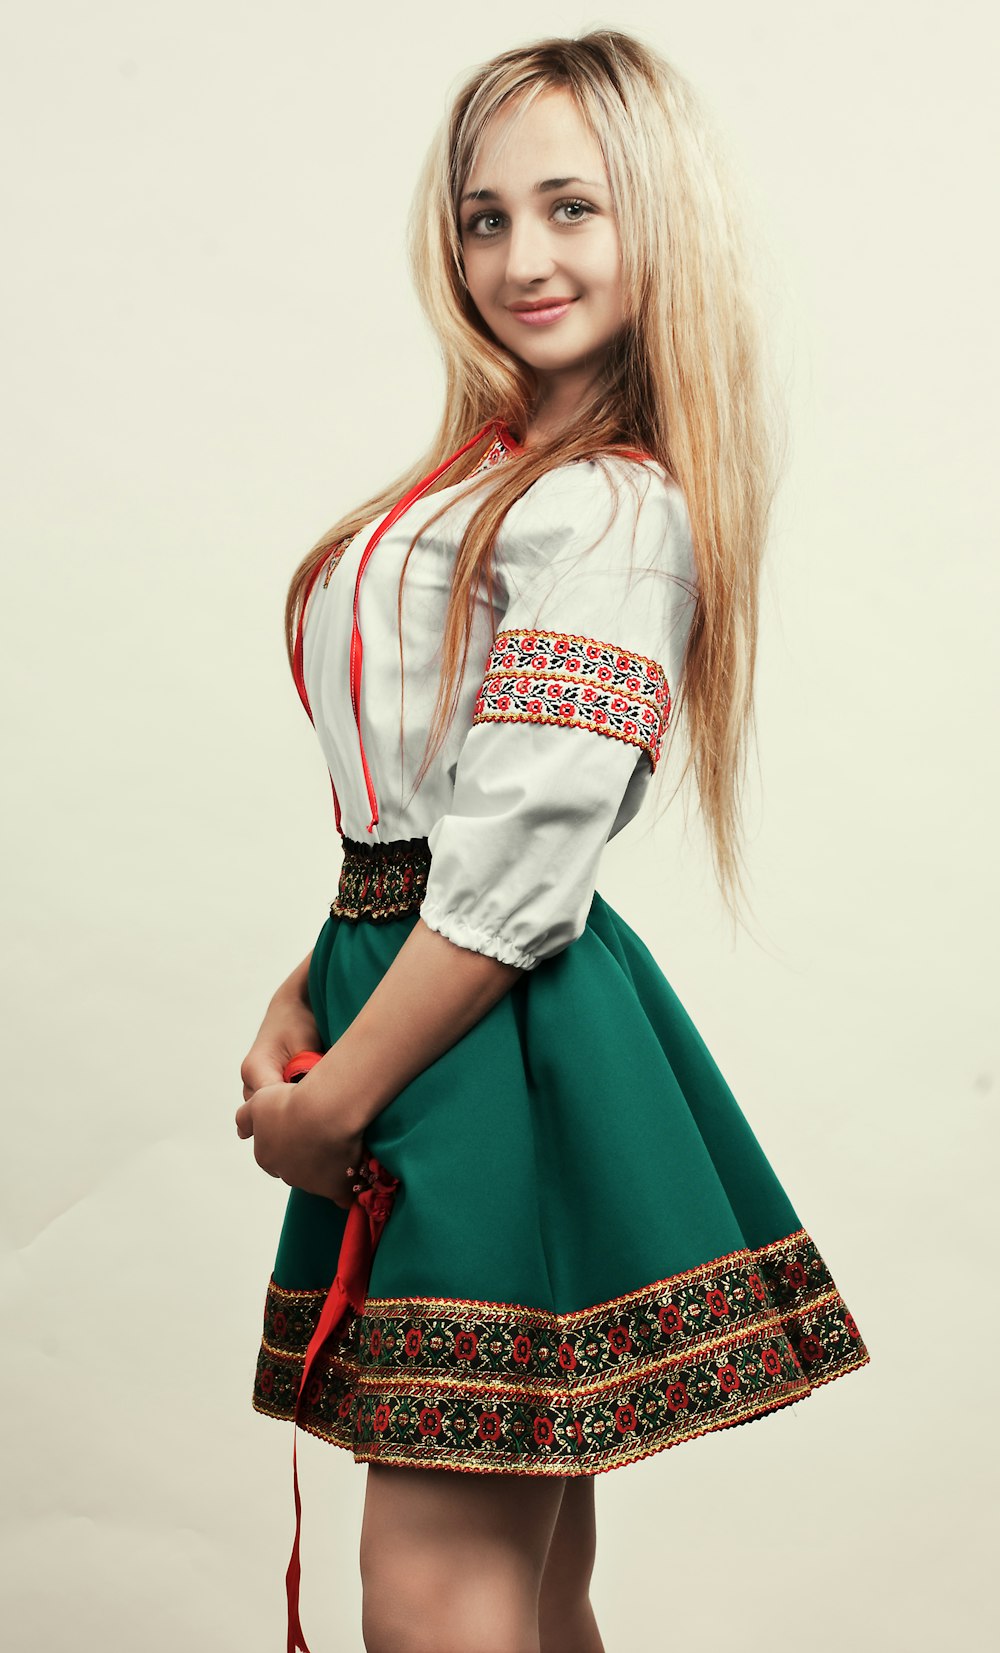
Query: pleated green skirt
252 883 870 1475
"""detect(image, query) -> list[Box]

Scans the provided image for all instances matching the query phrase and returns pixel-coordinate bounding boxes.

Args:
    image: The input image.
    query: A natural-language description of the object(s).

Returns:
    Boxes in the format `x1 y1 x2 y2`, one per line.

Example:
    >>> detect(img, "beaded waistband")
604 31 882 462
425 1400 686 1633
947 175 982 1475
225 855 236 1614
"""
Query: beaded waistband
330 834 432 922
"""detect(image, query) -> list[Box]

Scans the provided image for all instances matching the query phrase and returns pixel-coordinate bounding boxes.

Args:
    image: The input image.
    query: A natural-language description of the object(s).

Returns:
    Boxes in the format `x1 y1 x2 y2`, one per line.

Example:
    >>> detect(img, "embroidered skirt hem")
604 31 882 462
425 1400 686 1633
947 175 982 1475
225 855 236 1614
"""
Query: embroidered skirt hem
251 1226 869 1475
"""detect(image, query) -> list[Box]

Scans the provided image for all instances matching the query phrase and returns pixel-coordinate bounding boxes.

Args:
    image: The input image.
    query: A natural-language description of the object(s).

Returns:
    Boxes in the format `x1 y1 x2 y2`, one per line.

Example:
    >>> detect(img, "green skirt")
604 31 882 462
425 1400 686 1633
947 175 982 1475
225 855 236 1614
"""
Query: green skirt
252 863 870 1476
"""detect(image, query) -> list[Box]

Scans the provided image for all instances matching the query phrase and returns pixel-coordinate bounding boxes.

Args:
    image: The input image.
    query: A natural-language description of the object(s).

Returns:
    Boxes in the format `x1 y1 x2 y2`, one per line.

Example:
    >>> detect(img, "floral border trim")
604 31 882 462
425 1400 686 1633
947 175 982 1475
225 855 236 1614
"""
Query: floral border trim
473 629 671 769
322 532 358 588
252 1227 870 1476
467 432 516 479
330 834 432 922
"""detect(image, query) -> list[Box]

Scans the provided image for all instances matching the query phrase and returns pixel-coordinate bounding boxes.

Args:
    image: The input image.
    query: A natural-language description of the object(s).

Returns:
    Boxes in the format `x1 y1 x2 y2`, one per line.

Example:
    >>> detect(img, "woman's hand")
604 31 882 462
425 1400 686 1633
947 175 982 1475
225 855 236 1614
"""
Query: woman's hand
234 1081 372 1210
240 988 323 1101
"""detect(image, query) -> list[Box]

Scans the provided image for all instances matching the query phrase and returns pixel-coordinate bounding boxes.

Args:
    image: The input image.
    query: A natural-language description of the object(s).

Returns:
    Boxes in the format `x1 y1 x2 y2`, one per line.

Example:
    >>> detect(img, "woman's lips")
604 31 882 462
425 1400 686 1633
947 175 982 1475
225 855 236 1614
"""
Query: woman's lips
508 299 577 326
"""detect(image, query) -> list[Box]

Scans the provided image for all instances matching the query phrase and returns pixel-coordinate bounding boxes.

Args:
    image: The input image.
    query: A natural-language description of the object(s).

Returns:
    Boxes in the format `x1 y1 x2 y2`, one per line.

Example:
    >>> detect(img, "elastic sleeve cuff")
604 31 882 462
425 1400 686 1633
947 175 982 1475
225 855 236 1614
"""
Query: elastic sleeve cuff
418 900 540 971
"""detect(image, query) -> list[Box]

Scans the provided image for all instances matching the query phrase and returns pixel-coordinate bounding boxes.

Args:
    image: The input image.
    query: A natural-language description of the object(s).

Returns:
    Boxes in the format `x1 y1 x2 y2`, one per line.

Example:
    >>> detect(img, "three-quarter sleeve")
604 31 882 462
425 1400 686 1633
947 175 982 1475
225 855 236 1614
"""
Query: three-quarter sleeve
419 458 698 970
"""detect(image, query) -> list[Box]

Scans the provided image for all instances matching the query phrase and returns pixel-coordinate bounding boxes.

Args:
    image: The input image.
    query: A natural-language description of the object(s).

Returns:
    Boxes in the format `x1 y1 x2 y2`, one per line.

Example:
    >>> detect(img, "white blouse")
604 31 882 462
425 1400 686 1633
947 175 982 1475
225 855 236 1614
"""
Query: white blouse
300 435 698 971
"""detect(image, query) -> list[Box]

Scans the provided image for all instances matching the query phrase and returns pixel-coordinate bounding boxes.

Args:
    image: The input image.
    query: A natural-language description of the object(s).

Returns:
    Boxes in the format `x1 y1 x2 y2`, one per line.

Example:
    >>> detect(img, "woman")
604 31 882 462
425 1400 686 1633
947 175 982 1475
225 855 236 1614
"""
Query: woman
236 29 870 1653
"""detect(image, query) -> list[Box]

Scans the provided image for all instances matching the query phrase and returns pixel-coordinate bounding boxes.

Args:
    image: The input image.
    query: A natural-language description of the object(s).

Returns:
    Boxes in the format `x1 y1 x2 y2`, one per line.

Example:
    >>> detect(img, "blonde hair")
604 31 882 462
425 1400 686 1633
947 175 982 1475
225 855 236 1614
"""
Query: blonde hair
285 29 787 929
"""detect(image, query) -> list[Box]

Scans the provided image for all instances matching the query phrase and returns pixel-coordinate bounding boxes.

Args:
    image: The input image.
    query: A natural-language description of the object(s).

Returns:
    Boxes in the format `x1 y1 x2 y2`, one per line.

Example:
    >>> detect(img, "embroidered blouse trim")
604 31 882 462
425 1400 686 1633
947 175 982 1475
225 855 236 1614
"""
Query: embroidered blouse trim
473 628 672 769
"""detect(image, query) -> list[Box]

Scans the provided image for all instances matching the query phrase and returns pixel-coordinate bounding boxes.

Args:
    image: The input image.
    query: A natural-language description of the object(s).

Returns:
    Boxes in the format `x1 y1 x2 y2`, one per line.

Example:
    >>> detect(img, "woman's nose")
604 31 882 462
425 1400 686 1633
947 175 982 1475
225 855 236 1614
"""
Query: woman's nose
503 215 557 285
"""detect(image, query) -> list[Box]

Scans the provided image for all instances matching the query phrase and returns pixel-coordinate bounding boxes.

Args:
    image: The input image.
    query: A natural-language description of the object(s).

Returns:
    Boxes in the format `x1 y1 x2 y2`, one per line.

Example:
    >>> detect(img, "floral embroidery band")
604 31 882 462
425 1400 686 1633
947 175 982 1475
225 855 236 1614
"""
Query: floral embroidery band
322 532 358 588
466 431 516 480
474 629 671 768
252 1227 870 1475
330 834 432 922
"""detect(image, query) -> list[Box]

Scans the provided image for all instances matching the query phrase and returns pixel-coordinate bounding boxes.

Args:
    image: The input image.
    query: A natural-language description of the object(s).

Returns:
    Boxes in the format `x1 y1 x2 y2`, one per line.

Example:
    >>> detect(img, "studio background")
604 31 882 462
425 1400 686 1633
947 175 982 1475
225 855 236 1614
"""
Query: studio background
1 3 995 1649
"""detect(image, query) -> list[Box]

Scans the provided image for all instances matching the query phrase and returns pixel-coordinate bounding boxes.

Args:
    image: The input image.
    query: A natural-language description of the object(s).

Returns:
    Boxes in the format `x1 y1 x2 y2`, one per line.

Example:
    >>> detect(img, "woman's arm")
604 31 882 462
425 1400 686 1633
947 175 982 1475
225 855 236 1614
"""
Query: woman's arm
274 948 313 1005
294 918 523 1132
235 919 521 1203
239 947 319 1099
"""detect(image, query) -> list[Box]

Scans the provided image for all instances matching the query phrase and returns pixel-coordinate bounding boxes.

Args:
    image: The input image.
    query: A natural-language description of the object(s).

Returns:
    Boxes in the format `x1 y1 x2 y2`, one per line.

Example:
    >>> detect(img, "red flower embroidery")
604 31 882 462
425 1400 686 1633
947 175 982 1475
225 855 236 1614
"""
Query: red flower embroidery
533 1416 555 1446
762 1346 783 1376
658 1303 683 1335
373 1404 391 1432
477 1412 502 1442
337 1392 356 1420
418 1407 443 1436
706 1287 729 1318
272 1310 287 1337
717 1362 740 1394
307 1376 323 1406
799 1334 824 1363
475 629 669 765
404 1328 422 1356
748 1272 766 1302
844 1312 859 1339
615 1404 637 1433
557 1342 577 1371
454 1330 478 1360
784 1259 807 1290
665 1381 689 1412
258 1367 274 1395
607 1326 633 1355
512 1335 532 1365
369 1327 382 1357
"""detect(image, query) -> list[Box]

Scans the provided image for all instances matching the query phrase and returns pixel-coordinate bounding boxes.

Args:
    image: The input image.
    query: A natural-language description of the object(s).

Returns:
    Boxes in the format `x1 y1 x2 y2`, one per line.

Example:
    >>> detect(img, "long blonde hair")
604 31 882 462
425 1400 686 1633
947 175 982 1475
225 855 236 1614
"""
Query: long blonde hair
284 29 787 929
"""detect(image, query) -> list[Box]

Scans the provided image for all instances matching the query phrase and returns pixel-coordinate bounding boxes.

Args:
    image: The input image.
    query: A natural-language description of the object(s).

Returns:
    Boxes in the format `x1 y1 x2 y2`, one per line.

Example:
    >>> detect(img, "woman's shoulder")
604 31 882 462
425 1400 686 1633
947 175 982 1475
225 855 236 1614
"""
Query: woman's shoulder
500 453 695 584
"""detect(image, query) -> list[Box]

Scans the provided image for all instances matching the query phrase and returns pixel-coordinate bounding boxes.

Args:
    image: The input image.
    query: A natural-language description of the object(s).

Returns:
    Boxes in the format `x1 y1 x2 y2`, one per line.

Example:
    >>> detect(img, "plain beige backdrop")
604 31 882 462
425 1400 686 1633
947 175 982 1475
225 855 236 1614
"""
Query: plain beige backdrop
2 3 997 1649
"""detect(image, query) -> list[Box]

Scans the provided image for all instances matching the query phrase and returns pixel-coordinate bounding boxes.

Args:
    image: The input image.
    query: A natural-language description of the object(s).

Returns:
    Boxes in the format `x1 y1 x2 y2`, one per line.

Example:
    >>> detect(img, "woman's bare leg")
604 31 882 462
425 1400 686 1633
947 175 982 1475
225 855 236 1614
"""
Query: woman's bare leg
537 1474 605 1653
359 1462 568 1653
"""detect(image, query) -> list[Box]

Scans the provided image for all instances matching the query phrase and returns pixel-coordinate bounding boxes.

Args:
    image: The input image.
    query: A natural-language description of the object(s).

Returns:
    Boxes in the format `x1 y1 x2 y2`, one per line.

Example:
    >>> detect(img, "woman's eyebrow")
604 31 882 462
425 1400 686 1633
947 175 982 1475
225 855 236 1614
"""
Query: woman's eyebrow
460 176 606 205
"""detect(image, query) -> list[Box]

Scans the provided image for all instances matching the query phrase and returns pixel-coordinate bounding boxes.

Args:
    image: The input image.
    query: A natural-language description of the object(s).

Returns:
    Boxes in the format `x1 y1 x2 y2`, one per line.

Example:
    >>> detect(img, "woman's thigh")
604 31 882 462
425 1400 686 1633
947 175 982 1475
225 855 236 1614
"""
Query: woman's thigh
359 1462 569 1653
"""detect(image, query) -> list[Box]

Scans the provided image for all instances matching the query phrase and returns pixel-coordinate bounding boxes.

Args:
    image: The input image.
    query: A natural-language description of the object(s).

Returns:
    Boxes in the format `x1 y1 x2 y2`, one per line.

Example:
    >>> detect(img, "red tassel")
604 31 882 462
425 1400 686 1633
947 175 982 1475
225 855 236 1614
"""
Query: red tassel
280 1052 400 1653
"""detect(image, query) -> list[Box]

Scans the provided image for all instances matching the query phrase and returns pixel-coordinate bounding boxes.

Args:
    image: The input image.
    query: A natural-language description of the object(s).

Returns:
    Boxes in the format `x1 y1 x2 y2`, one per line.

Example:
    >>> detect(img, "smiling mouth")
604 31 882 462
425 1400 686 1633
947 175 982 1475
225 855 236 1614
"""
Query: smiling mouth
508 298 578 326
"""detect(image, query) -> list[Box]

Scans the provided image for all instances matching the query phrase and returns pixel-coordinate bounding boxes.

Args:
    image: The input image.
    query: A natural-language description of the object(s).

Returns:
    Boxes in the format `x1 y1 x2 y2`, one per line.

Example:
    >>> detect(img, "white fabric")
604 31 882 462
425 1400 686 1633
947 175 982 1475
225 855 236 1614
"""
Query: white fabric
301 455 698 969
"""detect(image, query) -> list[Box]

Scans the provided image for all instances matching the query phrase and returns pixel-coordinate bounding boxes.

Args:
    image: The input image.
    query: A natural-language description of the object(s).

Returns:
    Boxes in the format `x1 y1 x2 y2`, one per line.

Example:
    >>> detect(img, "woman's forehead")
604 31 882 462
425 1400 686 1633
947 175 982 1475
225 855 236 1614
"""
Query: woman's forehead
464 88 606 193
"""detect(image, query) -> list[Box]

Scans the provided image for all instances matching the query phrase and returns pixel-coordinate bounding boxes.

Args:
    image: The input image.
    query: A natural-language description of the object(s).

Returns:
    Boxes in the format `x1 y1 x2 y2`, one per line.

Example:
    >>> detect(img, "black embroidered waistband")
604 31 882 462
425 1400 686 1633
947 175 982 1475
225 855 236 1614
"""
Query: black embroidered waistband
330 834 432 922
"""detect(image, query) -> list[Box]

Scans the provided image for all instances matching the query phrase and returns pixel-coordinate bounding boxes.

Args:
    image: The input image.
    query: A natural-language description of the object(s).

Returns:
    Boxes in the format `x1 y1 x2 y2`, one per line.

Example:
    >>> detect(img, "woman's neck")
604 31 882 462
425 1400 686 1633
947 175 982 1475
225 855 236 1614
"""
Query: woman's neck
521 364 605 449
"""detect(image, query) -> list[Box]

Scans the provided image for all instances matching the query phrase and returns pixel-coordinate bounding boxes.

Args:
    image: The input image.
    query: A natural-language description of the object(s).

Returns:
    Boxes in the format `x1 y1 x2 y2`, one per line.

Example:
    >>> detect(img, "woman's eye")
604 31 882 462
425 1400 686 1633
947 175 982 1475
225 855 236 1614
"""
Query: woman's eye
466 211 506 238
553 198 594 224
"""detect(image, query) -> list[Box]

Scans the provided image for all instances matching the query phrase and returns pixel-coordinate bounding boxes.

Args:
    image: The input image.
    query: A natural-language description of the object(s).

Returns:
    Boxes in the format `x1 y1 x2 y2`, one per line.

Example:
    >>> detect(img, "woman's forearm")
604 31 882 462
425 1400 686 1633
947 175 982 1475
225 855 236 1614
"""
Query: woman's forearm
271 949 313 1008
296 917 524 1132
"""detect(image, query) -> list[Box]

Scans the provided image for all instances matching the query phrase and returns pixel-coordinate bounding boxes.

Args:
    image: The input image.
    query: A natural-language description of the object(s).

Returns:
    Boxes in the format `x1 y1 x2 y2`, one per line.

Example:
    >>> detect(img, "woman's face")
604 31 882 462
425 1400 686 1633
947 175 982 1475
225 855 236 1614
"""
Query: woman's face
459 87 625 404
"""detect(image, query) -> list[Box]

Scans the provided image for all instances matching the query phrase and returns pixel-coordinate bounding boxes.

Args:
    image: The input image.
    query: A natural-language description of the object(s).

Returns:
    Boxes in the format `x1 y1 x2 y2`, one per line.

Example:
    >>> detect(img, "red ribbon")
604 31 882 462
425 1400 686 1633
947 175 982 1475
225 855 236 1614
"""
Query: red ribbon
280 1051 400 1653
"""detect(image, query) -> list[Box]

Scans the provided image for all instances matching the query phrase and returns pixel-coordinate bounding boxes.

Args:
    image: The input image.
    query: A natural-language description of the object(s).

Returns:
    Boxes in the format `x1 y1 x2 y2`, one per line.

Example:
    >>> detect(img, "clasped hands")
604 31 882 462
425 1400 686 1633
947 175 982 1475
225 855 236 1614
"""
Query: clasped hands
234 1078 375 1211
